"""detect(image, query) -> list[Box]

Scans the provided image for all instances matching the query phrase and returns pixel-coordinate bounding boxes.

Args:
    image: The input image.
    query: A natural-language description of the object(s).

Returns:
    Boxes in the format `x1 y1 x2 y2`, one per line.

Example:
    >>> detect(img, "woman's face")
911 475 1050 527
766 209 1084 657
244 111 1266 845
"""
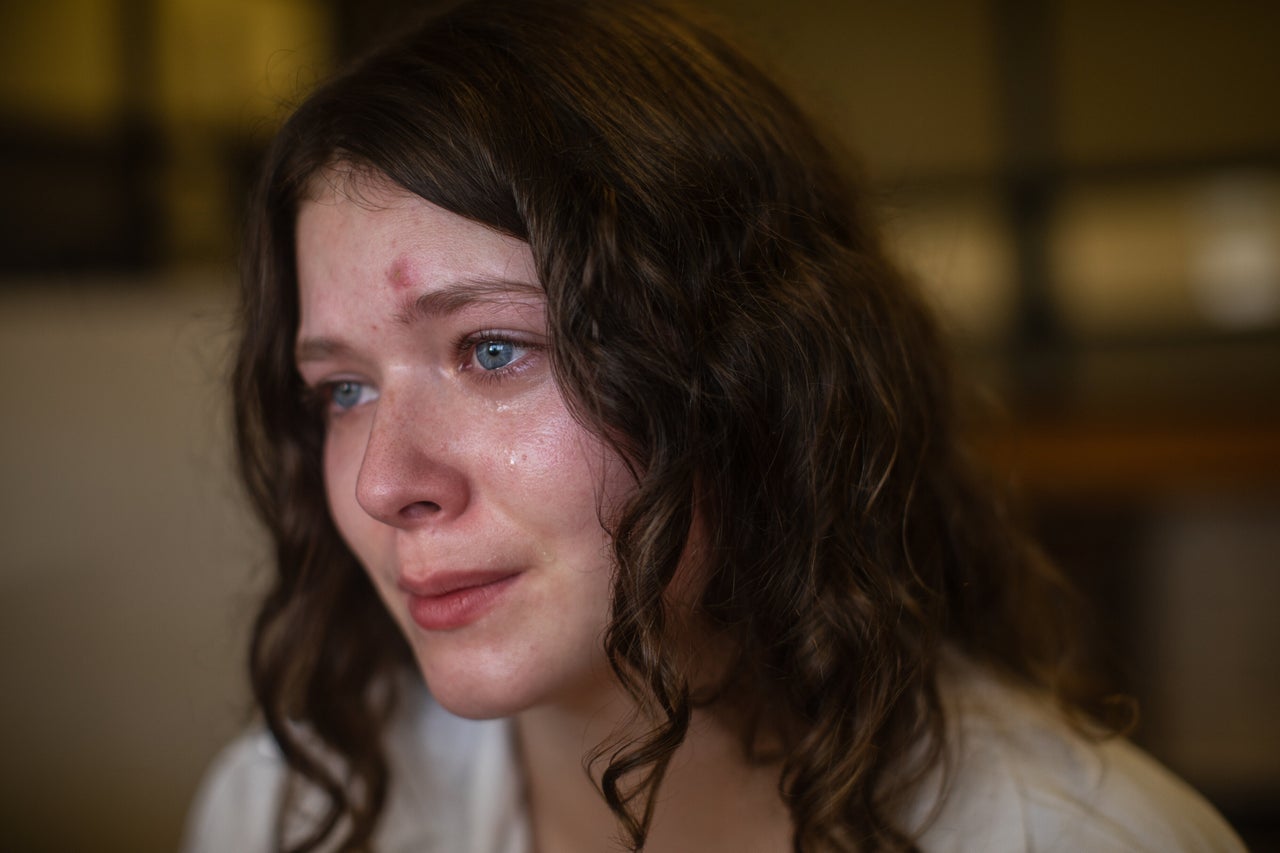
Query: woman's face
294 172 629 719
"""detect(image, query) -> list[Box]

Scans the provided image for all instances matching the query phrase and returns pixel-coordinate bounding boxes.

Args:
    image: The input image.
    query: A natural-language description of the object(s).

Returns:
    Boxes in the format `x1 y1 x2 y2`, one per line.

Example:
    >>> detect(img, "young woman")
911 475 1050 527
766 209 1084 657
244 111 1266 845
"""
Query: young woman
185 1 1245 850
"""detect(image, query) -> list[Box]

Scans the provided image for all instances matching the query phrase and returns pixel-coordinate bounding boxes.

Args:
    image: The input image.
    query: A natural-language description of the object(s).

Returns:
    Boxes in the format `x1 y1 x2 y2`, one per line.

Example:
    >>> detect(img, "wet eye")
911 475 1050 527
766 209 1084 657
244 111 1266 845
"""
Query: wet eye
475 340 520 370
332 381 362 409
328 380 376 411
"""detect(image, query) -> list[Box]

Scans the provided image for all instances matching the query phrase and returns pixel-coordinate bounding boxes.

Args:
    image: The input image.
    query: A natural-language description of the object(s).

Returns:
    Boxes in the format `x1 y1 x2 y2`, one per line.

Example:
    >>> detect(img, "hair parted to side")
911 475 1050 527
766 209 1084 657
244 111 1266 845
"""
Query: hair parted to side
234 1 1094 850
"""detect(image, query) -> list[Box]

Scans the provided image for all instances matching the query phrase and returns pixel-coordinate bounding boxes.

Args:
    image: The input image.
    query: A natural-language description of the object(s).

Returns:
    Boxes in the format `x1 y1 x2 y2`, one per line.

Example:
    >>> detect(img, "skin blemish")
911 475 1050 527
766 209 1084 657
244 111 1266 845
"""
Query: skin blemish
387 256 415 292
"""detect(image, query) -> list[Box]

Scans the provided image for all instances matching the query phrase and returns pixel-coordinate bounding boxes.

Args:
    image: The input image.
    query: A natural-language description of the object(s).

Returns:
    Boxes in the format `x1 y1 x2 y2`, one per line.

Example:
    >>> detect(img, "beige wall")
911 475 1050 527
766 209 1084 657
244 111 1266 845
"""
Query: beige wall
0 277 263 851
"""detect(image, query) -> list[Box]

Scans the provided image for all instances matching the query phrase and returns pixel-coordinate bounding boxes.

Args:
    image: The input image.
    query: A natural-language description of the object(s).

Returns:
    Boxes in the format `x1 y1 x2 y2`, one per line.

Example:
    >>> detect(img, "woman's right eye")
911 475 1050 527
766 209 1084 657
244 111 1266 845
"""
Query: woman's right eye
326 380 378 413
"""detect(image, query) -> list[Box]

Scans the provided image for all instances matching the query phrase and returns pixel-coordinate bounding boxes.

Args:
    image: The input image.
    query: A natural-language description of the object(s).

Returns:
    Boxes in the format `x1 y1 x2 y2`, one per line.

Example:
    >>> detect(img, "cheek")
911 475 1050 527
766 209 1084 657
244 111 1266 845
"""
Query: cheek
500 407 630 538
322 421 369 544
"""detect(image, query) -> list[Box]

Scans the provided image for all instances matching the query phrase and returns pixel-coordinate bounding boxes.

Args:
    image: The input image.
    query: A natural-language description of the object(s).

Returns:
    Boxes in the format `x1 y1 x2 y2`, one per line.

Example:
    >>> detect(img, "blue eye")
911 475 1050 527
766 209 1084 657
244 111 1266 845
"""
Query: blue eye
475 340 518 370
330 380 369 410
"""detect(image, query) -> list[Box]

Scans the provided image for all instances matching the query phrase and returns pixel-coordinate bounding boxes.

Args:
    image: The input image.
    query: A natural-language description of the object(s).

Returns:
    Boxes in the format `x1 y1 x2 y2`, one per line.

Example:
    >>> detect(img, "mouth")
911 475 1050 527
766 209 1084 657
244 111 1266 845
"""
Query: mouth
399 570 521 632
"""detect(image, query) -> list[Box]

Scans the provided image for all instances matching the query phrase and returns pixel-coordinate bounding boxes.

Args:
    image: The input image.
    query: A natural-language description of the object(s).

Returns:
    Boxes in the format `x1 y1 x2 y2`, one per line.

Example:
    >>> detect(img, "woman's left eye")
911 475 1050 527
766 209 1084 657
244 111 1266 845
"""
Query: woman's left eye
473 339 524 371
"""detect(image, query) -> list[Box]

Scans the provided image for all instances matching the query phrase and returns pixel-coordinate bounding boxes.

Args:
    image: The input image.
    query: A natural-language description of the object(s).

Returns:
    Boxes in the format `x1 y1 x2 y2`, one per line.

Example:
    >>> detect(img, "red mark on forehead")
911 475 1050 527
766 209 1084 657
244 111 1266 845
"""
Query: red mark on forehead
386 256 415 292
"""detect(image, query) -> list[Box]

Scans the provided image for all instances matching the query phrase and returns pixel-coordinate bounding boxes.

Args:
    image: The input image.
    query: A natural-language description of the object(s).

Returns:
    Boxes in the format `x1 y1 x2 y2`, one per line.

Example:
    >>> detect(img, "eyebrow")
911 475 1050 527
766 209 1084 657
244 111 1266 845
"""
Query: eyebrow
393 277 545 327
294 277 545 365
294 336 357 364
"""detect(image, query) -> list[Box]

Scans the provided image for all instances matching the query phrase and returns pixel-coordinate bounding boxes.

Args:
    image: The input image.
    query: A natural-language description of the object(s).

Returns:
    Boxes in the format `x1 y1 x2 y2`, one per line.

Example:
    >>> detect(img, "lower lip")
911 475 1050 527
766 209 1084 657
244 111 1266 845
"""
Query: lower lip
406 574 520 631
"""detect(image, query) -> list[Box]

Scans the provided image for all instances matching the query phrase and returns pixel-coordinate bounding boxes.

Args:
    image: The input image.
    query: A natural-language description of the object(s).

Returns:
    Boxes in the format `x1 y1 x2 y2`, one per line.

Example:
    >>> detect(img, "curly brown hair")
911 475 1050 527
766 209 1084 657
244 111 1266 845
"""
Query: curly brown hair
234 1 1091 850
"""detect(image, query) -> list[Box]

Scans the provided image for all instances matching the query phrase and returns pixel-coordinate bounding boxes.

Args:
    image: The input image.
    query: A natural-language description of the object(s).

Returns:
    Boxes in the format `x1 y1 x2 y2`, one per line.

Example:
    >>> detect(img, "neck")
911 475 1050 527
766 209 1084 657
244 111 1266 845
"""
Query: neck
515 685 791 853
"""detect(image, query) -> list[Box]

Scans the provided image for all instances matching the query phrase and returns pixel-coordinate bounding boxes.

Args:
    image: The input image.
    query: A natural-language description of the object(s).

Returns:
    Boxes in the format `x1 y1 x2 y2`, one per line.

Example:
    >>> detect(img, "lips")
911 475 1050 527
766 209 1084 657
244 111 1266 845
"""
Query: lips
399 570 521 632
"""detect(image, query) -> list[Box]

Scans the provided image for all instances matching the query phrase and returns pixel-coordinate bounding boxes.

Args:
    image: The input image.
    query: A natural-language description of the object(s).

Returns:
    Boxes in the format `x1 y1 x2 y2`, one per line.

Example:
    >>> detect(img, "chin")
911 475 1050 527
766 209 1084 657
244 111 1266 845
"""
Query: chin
412 660 513 721
410 640 615 720
426 682 532 721
407 644 549 720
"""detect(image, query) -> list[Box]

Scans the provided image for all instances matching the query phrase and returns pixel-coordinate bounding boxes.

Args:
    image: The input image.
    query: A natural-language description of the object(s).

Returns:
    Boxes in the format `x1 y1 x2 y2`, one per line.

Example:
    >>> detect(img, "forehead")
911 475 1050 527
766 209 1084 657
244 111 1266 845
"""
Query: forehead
294 169 541 320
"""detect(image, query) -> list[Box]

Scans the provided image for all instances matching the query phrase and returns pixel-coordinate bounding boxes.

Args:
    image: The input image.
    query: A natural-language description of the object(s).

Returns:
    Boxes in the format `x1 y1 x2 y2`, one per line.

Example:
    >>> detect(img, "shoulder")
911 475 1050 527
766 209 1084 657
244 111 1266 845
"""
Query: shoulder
908 657 1246 853
180 727 285 853
181 686 527 853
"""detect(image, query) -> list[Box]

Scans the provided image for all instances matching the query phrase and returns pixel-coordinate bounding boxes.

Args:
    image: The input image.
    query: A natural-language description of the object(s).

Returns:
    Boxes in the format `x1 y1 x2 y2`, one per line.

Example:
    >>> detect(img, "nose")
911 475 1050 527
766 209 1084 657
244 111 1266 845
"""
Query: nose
354 391 470 528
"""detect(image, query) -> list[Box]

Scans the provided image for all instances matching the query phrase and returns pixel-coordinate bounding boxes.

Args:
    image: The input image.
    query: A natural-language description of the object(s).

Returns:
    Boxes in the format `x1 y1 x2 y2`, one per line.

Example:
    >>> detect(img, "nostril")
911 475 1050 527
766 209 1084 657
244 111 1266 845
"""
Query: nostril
400 501 441 521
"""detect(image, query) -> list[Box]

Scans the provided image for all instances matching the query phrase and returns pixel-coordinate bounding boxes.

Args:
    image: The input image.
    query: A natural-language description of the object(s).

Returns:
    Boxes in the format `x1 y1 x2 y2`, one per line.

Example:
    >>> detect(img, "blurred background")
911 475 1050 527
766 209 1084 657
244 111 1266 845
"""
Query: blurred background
1 0 1277 850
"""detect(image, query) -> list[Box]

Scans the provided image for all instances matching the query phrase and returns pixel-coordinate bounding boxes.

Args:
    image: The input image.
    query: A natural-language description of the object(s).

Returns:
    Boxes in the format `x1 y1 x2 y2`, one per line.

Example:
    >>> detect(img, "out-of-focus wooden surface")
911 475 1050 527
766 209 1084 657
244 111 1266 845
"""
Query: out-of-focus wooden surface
982 418 1280 497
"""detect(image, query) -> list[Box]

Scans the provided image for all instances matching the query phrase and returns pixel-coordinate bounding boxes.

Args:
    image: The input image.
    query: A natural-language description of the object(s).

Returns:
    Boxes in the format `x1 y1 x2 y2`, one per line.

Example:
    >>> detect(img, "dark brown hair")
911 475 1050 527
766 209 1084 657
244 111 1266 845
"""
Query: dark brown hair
234 1 1089 850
